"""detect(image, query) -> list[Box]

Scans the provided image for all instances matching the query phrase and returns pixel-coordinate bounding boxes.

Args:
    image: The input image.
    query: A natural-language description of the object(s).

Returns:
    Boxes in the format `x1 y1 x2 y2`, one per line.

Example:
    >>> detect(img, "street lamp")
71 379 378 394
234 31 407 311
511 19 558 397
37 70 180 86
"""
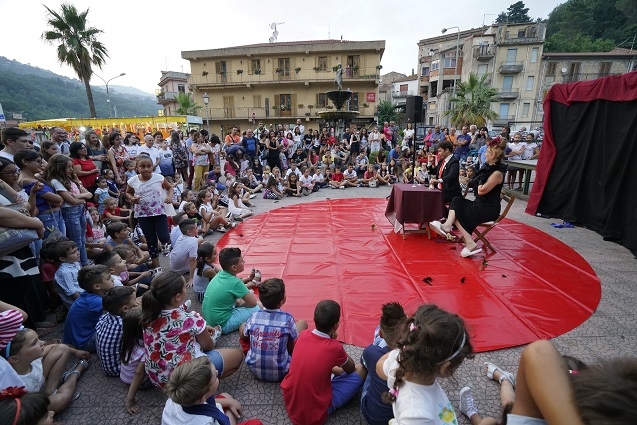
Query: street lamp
441 27 460 101
94 72 126 118
202 92 210 131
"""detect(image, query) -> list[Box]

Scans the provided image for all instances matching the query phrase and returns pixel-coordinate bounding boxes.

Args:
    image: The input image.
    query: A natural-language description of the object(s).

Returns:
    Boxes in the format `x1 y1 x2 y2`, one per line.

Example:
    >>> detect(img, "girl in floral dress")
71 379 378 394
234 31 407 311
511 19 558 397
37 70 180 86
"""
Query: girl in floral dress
140 271 243 389
107 132 131 190
125 155 173 269
170 131 188 183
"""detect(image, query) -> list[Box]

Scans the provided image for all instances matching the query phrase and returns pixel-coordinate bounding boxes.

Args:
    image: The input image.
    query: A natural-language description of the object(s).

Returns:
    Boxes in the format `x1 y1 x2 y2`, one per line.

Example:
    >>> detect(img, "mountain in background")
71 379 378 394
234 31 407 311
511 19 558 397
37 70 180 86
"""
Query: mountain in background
0 56 159 121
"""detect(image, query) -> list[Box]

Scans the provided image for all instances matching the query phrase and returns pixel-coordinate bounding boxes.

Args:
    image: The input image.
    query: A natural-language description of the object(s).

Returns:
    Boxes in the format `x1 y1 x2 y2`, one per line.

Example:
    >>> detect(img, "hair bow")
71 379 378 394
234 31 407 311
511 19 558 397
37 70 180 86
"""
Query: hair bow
388 388 399 397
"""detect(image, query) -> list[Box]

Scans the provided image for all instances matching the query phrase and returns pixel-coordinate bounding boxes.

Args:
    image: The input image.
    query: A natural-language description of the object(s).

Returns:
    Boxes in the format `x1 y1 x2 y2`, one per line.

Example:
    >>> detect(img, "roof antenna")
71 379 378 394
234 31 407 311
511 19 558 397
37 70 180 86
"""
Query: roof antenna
269 22 285 43
340 35 343 42
328 15 331 39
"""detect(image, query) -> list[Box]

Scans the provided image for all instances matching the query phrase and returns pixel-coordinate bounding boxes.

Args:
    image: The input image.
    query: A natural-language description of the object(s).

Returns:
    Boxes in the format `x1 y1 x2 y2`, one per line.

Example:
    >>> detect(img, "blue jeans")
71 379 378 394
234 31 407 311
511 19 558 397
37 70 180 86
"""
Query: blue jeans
38 209 66 239
62 205 89 266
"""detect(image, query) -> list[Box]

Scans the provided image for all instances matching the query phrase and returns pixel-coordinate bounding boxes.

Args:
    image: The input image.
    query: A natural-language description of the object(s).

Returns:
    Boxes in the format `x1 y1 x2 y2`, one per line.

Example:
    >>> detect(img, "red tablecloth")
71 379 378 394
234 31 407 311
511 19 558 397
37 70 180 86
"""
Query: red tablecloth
385 184 444 230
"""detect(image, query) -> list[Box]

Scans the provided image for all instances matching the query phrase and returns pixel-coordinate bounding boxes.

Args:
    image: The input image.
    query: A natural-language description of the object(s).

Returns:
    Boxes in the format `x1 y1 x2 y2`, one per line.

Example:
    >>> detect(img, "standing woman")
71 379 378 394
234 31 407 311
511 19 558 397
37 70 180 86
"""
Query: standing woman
189 132 210 192
170 131 188 183
265 131 280 171
349 130 360 162
44 154 93 266
123 133 140 160
70 142 100 193
40 141 58 162
85 130 108 171
15 150 65 240
107 132 130 186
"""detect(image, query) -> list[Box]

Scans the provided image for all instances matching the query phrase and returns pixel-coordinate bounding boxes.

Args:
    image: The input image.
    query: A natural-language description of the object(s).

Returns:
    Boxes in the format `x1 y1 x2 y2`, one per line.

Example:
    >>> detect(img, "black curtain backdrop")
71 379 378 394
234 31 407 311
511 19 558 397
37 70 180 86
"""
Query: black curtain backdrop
536 99 637 255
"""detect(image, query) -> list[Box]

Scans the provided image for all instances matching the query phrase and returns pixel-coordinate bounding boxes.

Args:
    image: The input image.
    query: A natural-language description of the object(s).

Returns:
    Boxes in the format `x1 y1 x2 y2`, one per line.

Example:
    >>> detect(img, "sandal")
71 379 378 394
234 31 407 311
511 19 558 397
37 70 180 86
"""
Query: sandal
62 359 90 384
484 362 516 388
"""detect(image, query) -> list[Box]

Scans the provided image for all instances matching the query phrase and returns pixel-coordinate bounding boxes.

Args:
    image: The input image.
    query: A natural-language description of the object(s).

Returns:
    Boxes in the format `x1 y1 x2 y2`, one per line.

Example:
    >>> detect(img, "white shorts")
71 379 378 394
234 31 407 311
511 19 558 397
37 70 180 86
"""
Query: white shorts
507 414 548 425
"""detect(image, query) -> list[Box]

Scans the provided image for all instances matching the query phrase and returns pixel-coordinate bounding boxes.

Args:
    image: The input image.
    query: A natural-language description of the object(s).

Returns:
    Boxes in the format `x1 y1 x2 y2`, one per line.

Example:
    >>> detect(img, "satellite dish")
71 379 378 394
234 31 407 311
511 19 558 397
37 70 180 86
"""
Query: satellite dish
269 37 275 43
561 67 568 74
270 23 276 30
273 30 279 37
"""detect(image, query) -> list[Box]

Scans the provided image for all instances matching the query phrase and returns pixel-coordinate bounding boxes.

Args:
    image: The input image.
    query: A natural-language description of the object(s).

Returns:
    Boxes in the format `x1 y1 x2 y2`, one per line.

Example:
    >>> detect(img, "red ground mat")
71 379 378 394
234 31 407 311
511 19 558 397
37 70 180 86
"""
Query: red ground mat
217 198 601 352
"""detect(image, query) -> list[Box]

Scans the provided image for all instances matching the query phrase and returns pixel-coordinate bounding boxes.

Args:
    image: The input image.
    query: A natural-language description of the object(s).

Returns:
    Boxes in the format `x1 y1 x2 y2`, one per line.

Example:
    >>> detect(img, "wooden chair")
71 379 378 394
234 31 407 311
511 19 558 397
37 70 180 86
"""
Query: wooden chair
472 193 515 252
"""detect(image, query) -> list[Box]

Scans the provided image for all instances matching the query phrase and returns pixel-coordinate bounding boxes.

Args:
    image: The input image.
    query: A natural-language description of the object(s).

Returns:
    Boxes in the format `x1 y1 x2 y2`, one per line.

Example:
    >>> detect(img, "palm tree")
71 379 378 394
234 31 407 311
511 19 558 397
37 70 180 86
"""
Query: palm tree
42 3 108 118
174 93 202 115
377 100 404 125
444 73 499 127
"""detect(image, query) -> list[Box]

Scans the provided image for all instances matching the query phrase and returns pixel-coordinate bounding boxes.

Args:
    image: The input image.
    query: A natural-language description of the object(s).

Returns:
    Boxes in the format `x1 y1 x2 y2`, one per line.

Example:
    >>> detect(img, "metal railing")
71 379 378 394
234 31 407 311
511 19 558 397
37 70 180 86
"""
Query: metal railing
474 45 496 59
198 105 374 120
496 88 520 99
156 91 180 103
499 61 524 74
392 90 416 98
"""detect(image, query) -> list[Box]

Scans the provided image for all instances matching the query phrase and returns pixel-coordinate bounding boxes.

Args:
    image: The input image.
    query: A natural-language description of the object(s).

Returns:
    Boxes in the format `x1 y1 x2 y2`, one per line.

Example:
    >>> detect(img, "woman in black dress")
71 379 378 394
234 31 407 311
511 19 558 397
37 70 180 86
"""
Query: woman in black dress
266 131 280 170
430 138 507 257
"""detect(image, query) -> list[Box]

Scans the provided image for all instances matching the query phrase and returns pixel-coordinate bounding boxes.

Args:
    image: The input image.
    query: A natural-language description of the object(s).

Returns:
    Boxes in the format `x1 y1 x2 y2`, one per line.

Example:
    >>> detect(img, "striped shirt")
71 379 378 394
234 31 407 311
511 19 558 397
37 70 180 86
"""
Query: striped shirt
95 313 123 376
0 309 24 350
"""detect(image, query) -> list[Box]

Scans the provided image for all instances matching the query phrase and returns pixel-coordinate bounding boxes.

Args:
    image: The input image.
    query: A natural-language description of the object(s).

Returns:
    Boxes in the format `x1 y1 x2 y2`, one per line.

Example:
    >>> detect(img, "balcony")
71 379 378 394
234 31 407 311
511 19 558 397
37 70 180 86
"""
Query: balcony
392 90 416 98
499 61 524 74
495 88 520 100
420 74 429 83
493 114 516 126
198 105 373 121
474 45 495 60
188 66 381 88
156 91 180 104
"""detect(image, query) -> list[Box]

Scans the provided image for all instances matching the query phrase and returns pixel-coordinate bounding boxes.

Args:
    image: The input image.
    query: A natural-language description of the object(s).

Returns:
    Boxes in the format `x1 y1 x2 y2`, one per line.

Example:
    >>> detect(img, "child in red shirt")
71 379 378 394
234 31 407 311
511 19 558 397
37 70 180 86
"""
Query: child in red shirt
281 300 366 425
328 167 346 189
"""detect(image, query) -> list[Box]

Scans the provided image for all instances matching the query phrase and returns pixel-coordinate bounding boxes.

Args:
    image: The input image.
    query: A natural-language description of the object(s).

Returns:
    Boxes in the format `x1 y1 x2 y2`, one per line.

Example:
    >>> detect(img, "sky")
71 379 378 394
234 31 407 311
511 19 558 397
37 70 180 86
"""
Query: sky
0 0 561 95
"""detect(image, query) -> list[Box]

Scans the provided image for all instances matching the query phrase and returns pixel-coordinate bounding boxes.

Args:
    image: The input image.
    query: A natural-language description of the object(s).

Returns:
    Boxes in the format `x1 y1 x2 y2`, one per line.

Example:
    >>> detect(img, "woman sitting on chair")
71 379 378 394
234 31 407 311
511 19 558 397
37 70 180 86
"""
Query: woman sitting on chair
430 137 507 258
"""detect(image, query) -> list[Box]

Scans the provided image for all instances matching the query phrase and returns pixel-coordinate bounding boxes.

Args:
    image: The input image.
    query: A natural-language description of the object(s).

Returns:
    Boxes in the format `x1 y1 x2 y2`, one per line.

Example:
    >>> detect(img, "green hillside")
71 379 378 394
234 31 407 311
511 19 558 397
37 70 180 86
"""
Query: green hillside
0 57 158 121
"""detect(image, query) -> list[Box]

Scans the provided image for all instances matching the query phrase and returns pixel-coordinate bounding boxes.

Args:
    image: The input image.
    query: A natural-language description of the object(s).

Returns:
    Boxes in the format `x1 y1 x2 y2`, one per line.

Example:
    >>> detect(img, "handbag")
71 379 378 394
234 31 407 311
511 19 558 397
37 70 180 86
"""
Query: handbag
0 203 40 256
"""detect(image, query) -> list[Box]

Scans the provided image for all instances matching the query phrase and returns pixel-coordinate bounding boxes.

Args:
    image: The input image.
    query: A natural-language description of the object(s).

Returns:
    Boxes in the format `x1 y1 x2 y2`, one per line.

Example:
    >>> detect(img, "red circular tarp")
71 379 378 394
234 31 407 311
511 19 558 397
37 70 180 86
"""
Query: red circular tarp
217 198 601 352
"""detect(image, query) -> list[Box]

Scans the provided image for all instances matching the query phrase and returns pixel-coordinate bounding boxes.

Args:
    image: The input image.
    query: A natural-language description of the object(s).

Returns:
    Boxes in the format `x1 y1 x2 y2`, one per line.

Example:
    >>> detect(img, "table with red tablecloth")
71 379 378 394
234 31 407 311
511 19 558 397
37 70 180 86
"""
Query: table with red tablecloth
385 184 444 238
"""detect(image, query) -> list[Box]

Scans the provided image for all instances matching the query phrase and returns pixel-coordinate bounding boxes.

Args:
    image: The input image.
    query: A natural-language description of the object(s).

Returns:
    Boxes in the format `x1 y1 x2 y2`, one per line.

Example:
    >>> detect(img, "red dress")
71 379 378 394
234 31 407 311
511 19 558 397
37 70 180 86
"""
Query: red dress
72 158 98 189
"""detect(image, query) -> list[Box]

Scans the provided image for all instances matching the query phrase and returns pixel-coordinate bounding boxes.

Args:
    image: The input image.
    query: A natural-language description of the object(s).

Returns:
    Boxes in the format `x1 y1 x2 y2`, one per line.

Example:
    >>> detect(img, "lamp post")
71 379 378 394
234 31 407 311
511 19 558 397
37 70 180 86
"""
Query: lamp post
482 14 496 27
94 73 126 118
202 92 210 131
441 27 460 100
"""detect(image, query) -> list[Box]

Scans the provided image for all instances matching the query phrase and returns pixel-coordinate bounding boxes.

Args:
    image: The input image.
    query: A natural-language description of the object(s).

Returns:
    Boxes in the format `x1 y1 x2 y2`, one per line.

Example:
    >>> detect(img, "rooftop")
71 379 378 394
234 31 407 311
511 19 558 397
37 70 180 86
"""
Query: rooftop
543 47 637 58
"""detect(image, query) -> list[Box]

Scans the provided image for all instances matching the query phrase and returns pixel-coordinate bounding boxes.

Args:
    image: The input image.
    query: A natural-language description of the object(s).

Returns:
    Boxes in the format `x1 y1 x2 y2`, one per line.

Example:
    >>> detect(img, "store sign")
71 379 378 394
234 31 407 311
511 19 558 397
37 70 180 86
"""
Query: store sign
366 92 376 102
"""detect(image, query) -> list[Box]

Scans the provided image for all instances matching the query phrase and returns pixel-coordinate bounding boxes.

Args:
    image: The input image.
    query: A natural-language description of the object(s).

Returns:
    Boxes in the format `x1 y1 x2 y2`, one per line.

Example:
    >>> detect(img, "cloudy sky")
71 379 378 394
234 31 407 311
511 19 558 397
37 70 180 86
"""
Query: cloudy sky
1 0 561 94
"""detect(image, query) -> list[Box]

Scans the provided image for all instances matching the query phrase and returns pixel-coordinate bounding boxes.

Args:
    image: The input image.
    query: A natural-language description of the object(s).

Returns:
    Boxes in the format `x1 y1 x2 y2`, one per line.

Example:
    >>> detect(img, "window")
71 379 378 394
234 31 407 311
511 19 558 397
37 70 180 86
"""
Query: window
526 76 534 91
177 84 185 93
253 95 262 108
499 103 510 118
317 93 327 108
431 61 440 71
506 49 517 64
531 48 539 63
318 57 328 71
568 62 581 82
546 62 556 76
518 29 526 38
421 66 430 76
503 76 514 91
477 64 488 76
250 59 261 74
350 92 359 111
522 103 530 117
599 62 611 76
277 58 290 77
443 52 457 68
215 61 227 74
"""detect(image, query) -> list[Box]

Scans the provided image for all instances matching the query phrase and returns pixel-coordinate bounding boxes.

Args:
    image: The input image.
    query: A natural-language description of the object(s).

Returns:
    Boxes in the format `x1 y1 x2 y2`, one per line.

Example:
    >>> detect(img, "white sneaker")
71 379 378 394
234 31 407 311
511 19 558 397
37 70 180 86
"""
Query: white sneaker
459 387 478 419
216 225 227 233
340 186 345 190
249 193 257 199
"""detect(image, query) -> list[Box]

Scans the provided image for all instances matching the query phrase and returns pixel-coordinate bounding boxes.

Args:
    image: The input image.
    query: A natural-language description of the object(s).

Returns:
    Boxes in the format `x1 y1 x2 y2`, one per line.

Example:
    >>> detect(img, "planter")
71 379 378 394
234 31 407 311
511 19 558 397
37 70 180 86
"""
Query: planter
295 67 301 74
236 69 243 75
332 65 339 72
305 113 311 116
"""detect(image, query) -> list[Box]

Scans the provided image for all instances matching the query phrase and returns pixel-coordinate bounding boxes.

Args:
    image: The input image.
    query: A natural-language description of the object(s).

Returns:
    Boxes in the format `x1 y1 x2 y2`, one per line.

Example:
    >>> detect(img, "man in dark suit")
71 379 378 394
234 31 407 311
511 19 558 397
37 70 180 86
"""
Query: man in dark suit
430 140 461 203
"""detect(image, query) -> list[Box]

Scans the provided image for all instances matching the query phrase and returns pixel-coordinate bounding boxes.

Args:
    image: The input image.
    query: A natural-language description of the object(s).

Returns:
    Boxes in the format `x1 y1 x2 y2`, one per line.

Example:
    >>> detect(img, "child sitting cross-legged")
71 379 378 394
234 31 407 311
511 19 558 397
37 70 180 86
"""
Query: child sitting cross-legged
53 239 83 310
239 278 307 382
202 247 261 335
4 328 90 413
169 219 202 287
281 300 367 425
162 356 264 425
63 265 115 353
95 286 137 377
360 302 407 425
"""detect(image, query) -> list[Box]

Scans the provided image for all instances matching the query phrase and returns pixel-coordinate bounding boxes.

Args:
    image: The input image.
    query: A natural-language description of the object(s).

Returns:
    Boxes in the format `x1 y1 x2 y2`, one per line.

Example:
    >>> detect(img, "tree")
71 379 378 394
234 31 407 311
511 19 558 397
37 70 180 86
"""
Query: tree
495 1 532 24
41 4 108 118
377 100 403 127
174 93 202 115
444 73 499 128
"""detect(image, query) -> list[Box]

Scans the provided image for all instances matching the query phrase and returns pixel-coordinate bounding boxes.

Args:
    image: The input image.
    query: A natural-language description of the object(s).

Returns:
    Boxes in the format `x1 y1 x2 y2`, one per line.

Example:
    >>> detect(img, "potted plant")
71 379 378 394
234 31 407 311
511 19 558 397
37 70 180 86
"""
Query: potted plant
275 68 283 74
376 65 383 70
313 66 320 72
280 105 287 111
236 69 243 75
305 112 311 116
326 105 334 109
295 67 301 74
308 105 314 110
352 64 359 71
202 71 209 77
254 68 262 75
272 105 278 110
332 65 340 72
363 102 369 108
297 104 304 109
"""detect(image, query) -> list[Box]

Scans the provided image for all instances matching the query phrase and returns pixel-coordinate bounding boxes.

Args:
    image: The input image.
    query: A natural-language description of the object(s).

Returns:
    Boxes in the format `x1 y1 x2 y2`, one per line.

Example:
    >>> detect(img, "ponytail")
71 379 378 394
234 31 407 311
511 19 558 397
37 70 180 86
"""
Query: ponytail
196 242 216 278
140 271 184 326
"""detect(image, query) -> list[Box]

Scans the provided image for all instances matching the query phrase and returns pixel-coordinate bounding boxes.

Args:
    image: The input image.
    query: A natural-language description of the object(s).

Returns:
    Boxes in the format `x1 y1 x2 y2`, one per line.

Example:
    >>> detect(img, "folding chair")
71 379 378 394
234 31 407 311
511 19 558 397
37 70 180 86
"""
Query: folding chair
472 193 515 253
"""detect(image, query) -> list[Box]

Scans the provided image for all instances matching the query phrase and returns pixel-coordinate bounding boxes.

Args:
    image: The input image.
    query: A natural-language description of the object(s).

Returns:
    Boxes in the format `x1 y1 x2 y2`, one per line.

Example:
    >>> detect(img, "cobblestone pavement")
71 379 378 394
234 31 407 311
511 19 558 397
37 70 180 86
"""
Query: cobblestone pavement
43 185 635 424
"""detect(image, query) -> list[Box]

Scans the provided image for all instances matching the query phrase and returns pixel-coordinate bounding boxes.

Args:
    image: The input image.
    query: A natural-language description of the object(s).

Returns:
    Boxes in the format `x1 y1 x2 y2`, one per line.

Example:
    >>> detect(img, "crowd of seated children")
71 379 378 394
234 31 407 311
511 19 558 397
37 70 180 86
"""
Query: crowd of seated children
103 222 151 265
239 278 307 382
195 190 232 235
281 300 367 425
95 286 137 377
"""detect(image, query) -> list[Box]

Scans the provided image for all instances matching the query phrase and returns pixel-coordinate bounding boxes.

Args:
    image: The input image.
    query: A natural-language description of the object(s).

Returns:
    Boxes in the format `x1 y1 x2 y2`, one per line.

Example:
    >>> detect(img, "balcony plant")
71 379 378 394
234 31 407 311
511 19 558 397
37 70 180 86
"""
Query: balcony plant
272 105 278 110
313 66 320 72
297 104 304 109
202 71 209 77
352 64 359 71
363 102 369 108
295 67 301 74
280 105 287 111
332 65 339 72
236 69 243 75
376 65 383 70
254 68 262 75
275 68 283 74
326 105 334 109
305 112 311 116
308 105 314 110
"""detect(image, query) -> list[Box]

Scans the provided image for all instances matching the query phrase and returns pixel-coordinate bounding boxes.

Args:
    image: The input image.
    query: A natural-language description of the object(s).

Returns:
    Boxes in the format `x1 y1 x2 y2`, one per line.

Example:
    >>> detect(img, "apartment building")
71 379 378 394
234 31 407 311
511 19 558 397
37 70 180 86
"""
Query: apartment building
390 75 418 108
156 71 190 117
181 40 384 134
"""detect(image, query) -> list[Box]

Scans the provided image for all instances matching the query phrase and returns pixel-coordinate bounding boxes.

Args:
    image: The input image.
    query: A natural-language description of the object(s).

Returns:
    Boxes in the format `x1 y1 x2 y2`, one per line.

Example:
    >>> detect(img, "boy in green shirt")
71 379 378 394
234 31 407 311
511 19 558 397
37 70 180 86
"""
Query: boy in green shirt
202 247 260 334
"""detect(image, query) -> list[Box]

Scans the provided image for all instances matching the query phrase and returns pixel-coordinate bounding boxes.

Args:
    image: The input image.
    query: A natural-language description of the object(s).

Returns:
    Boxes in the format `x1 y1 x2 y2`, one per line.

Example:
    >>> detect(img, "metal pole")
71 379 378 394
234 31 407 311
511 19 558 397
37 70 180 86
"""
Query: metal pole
206 106 209 131
106 85 112 118
453 29 459 100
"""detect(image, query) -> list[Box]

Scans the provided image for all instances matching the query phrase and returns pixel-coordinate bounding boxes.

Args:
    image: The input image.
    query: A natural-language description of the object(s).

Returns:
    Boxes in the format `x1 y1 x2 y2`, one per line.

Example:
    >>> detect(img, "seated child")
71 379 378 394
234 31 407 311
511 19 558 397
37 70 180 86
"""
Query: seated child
193 242 219 303
63 264 115 352
102 196 131 225
95 250 130 288
5 327 90 413
86 207 107 258
112 245 152 290
162 356 264 425
360 302 407 425
299 168 316 195
103 169 120 199
195 190 232 235
281 300 366 425
0 392 57 424
122 307 148 415
169 219 201 287
182 201 204 233
263 175 283 200
178 189 194 212
240 278 307 381
93 176 110 215
95 286 137 377
103 222 151 265
329 167 346 189
206 164 227 192
202 247 261 334
361 164 377 187
245 168 263 194
170 211 187 247
343 164 359 187
53 240 83 309
312 166 328 189
124 159 137 182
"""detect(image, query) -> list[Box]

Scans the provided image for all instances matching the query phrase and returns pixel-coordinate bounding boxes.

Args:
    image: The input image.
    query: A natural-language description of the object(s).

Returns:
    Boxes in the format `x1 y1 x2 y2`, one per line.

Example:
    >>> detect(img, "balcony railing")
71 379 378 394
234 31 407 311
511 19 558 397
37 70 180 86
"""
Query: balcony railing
198 105 374 120
189 66 381 87
499 61 524 74
500 35 543 45
156 91 180 103
474 45 496 60
493 115 516 125
392 90 416 98
495 88 520 100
